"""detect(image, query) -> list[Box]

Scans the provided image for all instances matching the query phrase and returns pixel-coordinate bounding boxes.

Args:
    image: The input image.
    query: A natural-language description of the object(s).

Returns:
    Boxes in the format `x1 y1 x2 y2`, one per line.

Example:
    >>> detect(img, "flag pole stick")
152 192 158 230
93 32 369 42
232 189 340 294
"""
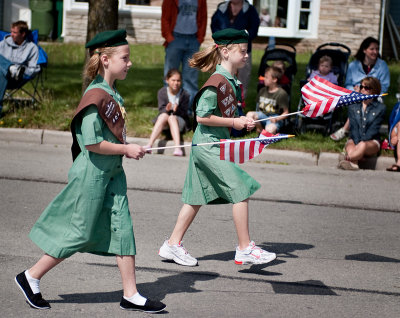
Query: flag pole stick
146 135 294 151
253 111 303 123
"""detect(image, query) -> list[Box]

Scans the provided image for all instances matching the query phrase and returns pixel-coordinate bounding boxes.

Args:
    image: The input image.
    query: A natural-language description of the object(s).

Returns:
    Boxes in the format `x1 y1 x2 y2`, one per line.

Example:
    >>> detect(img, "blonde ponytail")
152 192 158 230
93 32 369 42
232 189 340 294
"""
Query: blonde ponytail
188 43 240 73
83 46 120 81
188 45 221 73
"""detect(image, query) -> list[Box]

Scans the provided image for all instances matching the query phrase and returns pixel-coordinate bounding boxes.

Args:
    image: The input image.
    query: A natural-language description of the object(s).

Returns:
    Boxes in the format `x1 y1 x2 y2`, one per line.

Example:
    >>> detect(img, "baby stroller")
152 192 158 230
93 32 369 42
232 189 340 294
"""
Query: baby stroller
296 42 351 135
257 43 297 100
256 43 297 132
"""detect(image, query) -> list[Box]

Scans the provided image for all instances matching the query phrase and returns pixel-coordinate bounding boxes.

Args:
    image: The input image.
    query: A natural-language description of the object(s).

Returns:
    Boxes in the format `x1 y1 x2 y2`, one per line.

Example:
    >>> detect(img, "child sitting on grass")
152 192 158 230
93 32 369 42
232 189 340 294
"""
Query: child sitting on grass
246 66 289 133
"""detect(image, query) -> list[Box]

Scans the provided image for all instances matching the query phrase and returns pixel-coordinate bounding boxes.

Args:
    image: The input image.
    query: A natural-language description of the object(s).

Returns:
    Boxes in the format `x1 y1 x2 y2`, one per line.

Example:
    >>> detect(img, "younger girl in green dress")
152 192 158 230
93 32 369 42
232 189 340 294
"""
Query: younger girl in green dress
159 29 277 266
15 29 166 313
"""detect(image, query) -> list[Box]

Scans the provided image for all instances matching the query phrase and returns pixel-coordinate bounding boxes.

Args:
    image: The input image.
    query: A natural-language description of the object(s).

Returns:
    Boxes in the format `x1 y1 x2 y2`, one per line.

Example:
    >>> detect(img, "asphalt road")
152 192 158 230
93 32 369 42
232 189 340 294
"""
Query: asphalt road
0 140 399 317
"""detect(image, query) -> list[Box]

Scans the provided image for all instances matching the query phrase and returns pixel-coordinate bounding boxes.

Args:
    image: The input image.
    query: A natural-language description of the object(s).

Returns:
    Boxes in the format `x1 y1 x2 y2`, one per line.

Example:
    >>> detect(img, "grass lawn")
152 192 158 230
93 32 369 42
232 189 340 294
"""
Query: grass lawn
1 42 399 156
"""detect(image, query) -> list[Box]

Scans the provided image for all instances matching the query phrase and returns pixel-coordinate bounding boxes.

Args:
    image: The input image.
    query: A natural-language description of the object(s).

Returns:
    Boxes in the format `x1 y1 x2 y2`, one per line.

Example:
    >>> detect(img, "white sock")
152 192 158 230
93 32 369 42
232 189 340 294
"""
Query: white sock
124 292 147 306
25 270 40 294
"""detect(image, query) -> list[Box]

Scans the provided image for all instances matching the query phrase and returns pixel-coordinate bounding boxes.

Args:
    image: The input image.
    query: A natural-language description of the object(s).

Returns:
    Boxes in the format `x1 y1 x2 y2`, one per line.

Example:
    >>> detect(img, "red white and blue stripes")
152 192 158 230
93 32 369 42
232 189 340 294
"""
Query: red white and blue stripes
220 130 290 164
301 75 381 118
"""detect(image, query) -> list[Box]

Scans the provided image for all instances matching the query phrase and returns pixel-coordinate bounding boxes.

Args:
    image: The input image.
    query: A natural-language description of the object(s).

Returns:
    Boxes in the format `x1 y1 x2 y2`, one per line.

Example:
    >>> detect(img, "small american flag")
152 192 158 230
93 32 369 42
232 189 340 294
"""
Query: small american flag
301 76 381 118
220 130 289 164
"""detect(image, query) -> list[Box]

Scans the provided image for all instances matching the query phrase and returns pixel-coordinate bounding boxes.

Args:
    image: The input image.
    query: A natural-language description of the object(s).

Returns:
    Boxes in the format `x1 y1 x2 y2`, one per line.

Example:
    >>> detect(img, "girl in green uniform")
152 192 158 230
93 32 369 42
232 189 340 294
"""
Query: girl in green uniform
158 29 277 267
15 29 166 313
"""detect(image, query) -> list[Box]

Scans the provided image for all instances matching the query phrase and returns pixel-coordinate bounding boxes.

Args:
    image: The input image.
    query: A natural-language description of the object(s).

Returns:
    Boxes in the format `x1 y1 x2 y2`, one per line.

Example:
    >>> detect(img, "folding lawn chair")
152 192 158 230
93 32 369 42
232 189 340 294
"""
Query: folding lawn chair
1 29 48 108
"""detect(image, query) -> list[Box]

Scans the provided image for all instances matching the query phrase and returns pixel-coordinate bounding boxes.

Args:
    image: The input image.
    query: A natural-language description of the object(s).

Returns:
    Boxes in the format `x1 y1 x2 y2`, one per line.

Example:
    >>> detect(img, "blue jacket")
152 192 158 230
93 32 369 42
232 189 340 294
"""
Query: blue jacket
211 1 260 53
388 102 400 146
348 100 386 145
344 58 390 94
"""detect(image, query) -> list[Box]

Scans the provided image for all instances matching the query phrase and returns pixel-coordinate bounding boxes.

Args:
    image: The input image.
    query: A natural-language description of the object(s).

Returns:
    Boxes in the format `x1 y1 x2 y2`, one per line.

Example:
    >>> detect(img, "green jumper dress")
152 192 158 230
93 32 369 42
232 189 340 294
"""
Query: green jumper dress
29 75 136 258
182 65 260 205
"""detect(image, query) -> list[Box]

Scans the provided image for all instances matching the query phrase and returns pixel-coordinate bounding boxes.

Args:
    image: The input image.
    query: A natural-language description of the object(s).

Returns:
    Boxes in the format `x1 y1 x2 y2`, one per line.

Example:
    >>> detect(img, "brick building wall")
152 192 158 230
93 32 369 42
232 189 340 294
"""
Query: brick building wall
257 0 382 56
64 1 221 45
64 0 383 58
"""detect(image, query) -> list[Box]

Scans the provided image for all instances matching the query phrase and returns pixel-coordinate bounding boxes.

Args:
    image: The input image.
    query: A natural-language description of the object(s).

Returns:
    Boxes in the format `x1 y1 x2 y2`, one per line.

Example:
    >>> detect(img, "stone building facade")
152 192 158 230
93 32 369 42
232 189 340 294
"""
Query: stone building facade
62 0 386 56
279 0 382 55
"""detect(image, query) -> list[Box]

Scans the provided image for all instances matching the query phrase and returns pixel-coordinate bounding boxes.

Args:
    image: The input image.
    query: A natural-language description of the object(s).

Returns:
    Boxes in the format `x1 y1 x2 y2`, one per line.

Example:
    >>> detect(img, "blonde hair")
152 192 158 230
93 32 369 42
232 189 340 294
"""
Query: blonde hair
188 43 241 73
319 55 332 66
83 46 121 81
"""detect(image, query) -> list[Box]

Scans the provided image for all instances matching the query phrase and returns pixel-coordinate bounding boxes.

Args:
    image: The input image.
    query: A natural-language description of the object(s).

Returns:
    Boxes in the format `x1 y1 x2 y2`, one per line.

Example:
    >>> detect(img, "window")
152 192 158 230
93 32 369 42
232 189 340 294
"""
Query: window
254 0 320 38
65 0 161 17
125 0 162 5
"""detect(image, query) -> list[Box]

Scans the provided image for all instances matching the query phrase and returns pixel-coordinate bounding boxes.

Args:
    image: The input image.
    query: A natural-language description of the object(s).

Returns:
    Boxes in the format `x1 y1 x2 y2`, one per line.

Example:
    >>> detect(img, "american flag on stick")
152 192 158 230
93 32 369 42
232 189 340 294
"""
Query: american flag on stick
220 130 292 164
301 76 383 118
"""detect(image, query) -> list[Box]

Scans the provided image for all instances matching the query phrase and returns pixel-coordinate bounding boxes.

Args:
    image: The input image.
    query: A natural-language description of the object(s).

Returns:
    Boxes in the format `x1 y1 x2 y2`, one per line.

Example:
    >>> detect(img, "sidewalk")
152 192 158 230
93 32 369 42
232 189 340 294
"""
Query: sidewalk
0 128 394 171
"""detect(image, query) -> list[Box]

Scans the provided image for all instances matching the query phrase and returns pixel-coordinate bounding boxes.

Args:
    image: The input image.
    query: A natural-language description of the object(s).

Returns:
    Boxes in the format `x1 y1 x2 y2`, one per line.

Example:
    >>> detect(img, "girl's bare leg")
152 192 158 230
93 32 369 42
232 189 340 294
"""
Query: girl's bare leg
28 254 64 279
148 113 169 147
168 115 181 146
232 199 251 250
168 204 201 245
116 255 137 298
346 140 379 161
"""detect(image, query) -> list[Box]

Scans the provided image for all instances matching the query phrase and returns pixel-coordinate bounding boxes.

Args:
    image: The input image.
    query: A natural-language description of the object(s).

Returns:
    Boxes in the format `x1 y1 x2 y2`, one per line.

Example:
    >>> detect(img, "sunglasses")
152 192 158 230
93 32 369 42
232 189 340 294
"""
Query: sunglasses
360 84 372 91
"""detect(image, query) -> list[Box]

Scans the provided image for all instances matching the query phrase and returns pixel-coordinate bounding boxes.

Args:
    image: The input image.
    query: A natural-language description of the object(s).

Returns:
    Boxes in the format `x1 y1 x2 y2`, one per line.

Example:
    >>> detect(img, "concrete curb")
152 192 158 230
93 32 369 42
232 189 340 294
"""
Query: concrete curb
0 128 394 171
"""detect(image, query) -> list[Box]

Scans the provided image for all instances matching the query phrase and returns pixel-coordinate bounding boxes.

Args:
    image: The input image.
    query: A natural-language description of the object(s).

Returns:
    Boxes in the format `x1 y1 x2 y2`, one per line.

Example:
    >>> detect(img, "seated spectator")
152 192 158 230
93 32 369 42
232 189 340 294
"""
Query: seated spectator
0 20 40 115
308 55 338 85
338 77 385 170
145 69 190 156
386 101 400 171
272 60 290 87
330 37 390 141
246 66 289 134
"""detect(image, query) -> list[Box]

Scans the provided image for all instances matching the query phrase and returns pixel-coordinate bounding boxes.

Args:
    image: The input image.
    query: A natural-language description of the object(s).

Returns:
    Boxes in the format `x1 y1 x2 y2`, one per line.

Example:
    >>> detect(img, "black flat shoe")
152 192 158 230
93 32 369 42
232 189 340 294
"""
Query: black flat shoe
120 297 166 313
15 271 50 310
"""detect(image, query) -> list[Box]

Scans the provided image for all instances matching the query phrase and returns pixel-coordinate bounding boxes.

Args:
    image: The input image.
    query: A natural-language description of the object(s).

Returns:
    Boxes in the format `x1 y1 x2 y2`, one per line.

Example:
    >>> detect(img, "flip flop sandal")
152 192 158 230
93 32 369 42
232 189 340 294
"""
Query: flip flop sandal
386 164 400 172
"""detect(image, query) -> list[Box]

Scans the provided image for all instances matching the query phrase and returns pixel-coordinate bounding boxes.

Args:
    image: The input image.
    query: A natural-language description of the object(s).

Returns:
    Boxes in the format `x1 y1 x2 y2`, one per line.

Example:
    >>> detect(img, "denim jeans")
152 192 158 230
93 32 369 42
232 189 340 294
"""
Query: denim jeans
0 54 12 112
164 32 200 113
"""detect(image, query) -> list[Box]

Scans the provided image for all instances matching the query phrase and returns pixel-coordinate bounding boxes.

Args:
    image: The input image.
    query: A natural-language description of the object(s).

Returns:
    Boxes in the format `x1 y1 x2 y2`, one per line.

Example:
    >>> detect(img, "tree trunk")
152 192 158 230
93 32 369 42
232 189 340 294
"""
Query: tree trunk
82 0 119 91
86 0 119 43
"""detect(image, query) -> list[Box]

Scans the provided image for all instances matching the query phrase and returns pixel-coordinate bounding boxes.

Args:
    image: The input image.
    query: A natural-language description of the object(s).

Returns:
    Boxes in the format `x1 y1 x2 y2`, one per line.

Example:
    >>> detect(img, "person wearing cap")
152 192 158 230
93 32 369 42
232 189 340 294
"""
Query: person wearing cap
14 29 166 313
211 0 260 100
0 20 40 115
161 0 207 111
158 28 277 267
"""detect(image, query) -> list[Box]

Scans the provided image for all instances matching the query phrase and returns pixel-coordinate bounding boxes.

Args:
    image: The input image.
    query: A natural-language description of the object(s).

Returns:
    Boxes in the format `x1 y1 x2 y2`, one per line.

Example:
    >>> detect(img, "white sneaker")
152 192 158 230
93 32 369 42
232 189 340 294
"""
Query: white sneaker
158 240 198 266
235 241 277 265
338 159 359 170
330 127 347 141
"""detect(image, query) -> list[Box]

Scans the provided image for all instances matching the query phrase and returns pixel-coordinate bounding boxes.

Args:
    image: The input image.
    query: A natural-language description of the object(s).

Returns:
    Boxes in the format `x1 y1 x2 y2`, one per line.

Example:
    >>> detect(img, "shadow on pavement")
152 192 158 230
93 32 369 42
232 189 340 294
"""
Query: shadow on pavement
271 279 338 296
53 271 219 304
345 252 400 263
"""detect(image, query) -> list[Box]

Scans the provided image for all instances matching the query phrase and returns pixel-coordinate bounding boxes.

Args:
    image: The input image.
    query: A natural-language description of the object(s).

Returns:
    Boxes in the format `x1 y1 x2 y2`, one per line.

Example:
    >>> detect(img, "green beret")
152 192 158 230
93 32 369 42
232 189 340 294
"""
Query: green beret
212 28 249 45
85 29 128 50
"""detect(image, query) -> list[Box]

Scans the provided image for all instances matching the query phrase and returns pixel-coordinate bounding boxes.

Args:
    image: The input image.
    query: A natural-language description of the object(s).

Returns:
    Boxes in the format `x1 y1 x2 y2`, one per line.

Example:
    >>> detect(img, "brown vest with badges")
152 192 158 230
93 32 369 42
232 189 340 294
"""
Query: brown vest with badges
192 74 238 131
70 88 126 161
